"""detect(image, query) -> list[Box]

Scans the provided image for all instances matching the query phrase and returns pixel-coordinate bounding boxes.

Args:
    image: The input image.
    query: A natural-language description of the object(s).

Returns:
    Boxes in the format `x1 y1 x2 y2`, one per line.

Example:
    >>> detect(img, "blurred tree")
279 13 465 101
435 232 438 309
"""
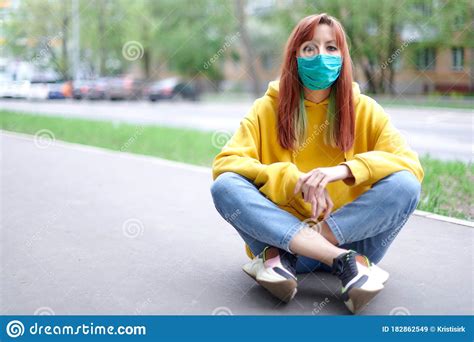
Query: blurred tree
4 0 72 79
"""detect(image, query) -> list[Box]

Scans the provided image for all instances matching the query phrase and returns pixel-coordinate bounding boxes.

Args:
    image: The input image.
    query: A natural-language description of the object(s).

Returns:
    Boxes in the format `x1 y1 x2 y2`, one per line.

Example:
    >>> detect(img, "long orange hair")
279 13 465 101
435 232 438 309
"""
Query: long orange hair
278 13 355 152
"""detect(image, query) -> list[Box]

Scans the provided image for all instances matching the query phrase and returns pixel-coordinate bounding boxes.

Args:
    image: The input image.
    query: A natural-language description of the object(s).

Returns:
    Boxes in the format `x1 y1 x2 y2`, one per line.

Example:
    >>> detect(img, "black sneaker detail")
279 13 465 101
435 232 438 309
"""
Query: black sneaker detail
341 275 369 301
280 250 297 278
331 250 358 287
273 266 296 280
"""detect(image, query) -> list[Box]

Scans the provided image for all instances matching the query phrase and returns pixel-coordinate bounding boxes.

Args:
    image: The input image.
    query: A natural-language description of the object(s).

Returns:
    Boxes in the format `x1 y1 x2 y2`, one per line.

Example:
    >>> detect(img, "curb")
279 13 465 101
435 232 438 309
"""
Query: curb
2 129 473 228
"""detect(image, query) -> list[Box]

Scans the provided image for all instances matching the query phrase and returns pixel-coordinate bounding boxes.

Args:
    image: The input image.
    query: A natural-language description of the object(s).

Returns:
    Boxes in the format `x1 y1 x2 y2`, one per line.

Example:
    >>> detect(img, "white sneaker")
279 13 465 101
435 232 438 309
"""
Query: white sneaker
370 264 390 284
331 250 384 314
242 246 298 303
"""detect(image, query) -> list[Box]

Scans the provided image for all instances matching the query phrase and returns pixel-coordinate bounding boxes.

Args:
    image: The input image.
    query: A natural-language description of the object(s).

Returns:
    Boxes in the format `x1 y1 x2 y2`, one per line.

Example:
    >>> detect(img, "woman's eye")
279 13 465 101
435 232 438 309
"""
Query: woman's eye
327 46 337 51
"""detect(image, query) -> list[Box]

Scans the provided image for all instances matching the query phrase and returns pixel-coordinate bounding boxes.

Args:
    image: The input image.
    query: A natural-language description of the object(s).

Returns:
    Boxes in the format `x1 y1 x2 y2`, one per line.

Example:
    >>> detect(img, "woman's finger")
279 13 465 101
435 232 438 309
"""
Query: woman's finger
311 196 319 218
294 171 313 195
323 190 334 220
307 172 324 203
315 193 326 218
314 176 329 200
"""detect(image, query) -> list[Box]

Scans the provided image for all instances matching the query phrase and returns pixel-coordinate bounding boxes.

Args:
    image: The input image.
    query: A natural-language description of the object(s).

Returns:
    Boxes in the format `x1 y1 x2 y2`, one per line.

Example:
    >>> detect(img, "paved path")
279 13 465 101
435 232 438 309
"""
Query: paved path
1 131 472 315
1 99 472 162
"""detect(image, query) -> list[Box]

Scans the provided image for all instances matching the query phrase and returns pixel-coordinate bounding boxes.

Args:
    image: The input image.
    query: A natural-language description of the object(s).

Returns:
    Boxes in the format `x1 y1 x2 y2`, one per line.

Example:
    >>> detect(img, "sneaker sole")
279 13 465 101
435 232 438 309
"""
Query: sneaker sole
346 286 383 314
242 267 297 303
257 278 298 303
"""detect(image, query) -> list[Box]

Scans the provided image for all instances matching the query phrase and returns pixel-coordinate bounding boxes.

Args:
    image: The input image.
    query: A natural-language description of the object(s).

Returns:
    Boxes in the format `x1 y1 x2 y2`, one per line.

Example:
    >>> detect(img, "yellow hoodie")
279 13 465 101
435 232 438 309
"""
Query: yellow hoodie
212 81 424 258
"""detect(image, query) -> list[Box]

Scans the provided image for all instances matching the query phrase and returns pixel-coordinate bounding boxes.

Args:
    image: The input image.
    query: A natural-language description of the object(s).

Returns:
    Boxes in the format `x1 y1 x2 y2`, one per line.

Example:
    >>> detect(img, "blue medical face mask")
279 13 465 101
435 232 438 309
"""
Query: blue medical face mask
297 54 342 90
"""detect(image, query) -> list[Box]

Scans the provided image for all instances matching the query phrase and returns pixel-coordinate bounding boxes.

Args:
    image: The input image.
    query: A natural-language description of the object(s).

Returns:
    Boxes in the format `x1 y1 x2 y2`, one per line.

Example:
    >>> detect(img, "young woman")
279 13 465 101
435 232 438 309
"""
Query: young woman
210 13 423 314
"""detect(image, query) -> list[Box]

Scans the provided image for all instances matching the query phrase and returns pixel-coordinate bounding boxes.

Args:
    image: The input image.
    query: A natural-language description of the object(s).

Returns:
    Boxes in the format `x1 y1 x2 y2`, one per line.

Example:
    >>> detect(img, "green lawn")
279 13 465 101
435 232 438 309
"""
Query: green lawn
1 110 472 221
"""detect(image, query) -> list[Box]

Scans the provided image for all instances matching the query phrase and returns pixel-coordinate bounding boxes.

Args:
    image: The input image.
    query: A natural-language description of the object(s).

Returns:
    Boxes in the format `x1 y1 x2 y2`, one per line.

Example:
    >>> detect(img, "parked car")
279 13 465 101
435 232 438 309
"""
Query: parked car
145 77 198 101
72 79 93 100
106 76 144 100
47 82 66 99
87 78 108 100
1 80 30 98
27 81 49 100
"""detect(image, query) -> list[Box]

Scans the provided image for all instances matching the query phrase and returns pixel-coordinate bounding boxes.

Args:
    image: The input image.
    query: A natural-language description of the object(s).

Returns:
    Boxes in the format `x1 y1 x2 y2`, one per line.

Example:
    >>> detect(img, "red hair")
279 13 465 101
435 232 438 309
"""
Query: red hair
278 13 355 152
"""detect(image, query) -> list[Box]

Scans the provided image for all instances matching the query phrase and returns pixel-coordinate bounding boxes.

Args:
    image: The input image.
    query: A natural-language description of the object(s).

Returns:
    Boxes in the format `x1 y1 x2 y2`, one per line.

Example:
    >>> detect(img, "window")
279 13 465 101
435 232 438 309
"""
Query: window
451 47 464 71
416 48 436 70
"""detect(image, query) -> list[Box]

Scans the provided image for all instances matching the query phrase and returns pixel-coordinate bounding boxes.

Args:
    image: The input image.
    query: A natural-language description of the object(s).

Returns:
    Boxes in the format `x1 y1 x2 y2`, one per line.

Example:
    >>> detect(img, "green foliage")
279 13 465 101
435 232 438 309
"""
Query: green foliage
1 109 472 220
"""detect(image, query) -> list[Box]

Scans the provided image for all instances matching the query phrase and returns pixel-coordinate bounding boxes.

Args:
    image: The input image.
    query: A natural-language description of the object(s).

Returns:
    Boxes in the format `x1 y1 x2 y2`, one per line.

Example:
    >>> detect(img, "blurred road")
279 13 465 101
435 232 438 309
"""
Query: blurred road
1 130 472 315
1 99 472 161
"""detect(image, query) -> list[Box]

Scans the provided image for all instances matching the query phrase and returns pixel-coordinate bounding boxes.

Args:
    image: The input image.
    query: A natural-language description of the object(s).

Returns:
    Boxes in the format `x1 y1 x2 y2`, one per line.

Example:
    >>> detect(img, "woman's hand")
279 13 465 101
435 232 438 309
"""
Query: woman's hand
294 165 353 219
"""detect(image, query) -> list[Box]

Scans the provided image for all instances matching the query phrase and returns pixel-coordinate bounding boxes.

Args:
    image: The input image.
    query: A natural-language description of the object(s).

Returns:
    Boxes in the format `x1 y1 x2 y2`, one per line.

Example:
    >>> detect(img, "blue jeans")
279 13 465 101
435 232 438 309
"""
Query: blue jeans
210 170 421 274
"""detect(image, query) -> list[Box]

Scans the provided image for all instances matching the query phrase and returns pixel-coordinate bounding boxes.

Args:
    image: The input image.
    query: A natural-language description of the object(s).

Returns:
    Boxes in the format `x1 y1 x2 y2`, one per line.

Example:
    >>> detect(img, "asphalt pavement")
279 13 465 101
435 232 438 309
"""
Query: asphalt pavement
1 131 472 315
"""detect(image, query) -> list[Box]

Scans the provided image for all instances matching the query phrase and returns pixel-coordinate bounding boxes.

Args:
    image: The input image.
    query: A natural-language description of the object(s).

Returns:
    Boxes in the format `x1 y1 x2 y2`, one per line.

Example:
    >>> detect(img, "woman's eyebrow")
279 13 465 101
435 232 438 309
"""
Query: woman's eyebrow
310 39 337 44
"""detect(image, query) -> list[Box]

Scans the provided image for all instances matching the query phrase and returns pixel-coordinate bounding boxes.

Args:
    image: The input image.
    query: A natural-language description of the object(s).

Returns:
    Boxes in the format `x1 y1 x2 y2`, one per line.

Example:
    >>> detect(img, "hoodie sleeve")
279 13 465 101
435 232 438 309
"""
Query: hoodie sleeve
212 103 304 206
339 104 424 187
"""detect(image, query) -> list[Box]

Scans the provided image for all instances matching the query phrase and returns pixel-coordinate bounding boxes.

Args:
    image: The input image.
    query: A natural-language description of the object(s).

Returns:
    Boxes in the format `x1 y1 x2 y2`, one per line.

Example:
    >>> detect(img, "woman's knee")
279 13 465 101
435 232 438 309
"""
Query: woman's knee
381 170 421 214
211 172 243 199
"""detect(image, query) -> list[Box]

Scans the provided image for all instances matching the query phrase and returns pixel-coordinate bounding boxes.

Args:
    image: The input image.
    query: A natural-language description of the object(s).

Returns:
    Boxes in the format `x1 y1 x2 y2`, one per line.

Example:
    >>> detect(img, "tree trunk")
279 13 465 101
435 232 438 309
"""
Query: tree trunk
98 1 106 76
234 0 261 98
61 11 70 80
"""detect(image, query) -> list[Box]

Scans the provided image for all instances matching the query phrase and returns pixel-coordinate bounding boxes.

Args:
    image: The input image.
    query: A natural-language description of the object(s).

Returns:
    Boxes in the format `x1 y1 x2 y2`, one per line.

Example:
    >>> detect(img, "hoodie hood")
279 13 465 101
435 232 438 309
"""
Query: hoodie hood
264 80 361 106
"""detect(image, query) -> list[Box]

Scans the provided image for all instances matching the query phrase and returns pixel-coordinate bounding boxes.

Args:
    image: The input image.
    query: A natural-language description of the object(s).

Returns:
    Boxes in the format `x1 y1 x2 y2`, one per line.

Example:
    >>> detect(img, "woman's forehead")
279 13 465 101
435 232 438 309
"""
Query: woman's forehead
309 24 336 42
